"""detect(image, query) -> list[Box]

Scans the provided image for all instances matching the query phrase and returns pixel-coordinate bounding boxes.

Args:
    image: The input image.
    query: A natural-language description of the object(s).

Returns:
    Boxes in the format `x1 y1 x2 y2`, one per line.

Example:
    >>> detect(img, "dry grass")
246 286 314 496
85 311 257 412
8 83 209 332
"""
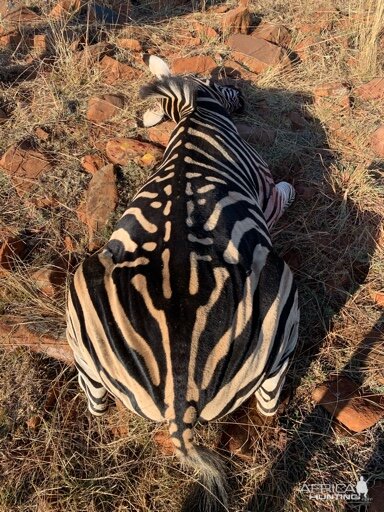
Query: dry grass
1 1 383 511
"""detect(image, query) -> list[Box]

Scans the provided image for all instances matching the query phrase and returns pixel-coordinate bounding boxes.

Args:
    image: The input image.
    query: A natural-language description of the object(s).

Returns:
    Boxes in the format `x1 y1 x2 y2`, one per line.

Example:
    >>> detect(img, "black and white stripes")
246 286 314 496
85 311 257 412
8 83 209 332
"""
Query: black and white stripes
66 56 299 512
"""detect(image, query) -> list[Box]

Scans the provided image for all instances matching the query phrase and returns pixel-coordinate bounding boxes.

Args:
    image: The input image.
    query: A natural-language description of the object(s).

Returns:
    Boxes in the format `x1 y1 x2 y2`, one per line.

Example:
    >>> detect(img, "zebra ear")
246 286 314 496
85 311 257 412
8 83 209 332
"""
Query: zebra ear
143 108 164 127
147 55 171 78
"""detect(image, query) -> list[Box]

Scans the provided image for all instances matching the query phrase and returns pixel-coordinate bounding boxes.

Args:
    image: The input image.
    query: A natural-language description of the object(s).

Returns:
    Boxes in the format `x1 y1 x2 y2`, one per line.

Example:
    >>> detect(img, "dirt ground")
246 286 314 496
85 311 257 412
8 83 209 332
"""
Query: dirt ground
0 1 383 511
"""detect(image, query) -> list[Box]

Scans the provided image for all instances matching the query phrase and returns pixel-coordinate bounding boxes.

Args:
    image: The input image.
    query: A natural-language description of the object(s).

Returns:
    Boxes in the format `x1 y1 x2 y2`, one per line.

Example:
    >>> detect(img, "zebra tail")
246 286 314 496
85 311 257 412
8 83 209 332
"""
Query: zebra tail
178 444 228 512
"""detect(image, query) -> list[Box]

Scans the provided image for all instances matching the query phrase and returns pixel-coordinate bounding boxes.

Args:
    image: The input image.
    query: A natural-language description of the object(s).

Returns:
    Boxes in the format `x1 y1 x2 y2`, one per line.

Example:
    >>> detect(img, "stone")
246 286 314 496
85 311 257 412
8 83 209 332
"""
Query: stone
0 6 41 35
86 94 124 124
251 22 291 47
194 22 218 40
171 55 216 75
78 42 115 65
0 315 74 364
222 5 251 35
105 138 163 167
49 0 82 18
147 121 176 147
116 38 142 51
174 35 201 48
371 126 384 157
294 36 319 61
0 141 53 194
0 235 27 272
210 4 230 13
80 154 105 174
355 78 384 100
34 127 50 141
312 376 384 432
33 34 47 53
220 59 257 81
235 122 276 146
153 430 175 456
30 256 70 298
313 82 350 110
228 34 289 73
372 291 384 307
0 31 21 48
83 164 118 249
99 55 139 84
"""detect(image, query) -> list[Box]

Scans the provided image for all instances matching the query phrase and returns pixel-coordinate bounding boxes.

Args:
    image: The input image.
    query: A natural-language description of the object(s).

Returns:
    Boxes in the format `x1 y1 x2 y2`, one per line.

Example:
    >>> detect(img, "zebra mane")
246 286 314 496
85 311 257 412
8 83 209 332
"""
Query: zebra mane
140 76 198 120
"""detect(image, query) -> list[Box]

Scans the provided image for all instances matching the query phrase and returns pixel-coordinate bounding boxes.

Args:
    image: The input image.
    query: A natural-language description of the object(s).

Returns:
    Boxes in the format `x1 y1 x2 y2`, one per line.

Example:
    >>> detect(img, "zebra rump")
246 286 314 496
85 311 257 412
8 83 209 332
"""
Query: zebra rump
67 56 299 512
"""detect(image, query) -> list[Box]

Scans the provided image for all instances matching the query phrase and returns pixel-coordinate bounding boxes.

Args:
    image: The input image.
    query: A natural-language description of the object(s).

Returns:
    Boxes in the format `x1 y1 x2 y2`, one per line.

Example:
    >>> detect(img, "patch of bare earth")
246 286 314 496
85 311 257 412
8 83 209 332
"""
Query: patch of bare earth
0 1 383 511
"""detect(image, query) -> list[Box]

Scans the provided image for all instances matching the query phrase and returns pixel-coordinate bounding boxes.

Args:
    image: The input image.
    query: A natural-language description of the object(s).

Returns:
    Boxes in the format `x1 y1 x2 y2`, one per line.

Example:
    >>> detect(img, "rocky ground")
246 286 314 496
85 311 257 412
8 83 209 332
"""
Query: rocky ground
0 1 383 511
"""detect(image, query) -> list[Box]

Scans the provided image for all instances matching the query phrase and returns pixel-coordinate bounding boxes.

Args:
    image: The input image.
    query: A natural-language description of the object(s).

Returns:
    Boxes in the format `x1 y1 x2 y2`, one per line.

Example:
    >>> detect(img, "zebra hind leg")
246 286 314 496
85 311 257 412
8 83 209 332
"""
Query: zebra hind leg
254 358 290 417
76 364 109 416
276 182 296 211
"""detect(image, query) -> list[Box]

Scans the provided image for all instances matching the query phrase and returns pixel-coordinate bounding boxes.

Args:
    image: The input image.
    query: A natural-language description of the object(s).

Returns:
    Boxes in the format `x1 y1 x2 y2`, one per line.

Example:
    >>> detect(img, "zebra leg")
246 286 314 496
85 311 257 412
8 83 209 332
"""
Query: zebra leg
75 360 109 416
254 358 290 416
264 181 296 229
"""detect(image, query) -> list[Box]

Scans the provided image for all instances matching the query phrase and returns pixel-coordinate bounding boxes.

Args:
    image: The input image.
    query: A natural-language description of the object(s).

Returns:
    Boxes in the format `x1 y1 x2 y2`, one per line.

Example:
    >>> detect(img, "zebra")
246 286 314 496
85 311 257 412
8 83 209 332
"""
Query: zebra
66 55 299 512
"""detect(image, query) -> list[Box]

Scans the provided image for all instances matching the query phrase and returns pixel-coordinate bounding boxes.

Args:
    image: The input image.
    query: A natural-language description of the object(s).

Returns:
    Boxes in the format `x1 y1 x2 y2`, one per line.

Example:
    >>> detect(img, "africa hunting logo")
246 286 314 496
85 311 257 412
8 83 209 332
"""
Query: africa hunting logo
300 475 372 503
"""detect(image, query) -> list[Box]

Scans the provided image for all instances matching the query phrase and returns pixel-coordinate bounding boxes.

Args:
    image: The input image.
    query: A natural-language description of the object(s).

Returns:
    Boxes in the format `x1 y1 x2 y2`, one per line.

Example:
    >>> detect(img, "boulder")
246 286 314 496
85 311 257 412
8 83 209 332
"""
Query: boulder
105 138 163 167
194 22 218 40
251 22 291 47
0 141 53 195
222 4 251 35
313 82 351 110
81 164 118 250
80 154 106 174
228 34 289 73
171 55 216 75
99 55 140 84
147 121 176 147
0 234 28 273
116 38 142 51
355 78 384 100
312 376 384 432
86 94 124 123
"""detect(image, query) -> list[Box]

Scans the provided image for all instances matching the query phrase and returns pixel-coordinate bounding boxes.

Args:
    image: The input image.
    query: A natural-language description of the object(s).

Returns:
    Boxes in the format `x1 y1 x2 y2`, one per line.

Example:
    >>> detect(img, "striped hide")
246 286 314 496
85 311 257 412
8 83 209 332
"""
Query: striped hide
66 56 299 512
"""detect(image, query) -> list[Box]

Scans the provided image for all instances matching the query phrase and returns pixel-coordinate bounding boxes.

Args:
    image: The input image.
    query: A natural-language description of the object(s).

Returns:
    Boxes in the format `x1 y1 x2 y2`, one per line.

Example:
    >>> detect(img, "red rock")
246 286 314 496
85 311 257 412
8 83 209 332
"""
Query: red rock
228 34 289 73
312 376 384 432
153 430 175 455
171 55 216 75
116 38 142 51
222 5 251 35
174 36 201 48
313 82 350 110
221 59 258 81
79 42 114 64
0 31 21 48
147 121 176 147
251 22 291 47
30 256 71 297
0 6 41 35
0 141 53 194
33 34 47 53
26 415 42 429
194 21 218 40
106 138 163 167
84 164 118 249
371 126 384 157
34 127 49 141
372 291 384 307
99 55 140 84
49 0 81 18
0 315 74 364
86 94 124 124
355 78 384 100
236 122 276 146
294 36 319 61
80 154 105 174
0 235 27 272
